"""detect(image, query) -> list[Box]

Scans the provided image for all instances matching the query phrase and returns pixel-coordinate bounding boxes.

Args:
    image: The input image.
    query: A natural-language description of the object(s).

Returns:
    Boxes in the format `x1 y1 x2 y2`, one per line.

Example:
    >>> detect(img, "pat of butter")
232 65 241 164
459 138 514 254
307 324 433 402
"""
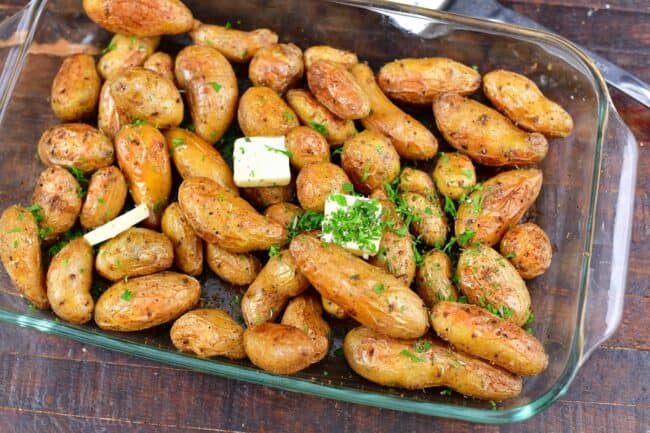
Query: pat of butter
233 136 291 187
83 204 149 246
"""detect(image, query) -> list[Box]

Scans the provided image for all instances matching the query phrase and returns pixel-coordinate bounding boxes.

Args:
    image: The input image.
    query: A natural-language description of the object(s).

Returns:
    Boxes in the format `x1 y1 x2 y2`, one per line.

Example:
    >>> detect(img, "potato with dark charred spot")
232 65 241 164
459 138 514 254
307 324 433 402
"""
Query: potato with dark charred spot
321 296 347 319
51 54 101 121
144 52 175 82
242 182 294 209
205 243 261 286
249 43 304 94
296 162 351 213
500 223 552 279
98 34 160 80
307 60 371 120
80 166 127 230
161 203 204 276
432 152 476 200
38 124 114 173
237 86 299 137
285 126 330 170
31 166 82 240
190 22 278 63
281 292 331 363
401 192 447 248
170 309 246 359
264 202 303 228
304 45 358 69
341 130 400 194
416 250 458 307
243 323 315 375
398 167 439 204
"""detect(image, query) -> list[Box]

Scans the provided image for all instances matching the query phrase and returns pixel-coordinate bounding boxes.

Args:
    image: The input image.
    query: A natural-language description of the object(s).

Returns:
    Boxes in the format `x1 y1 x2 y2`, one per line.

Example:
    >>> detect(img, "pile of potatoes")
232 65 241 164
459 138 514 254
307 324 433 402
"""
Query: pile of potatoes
0 0 573 402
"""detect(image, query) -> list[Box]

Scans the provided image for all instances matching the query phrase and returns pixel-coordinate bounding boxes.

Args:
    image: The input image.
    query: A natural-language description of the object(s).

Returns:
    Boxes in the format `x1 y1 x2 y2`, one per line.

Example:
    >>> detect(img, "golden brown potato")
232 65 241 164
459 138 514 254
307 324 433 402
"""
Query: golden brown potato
401 192 447 248
178 177 288 253
242 183 294 209
243 322 315 374
82 0 193 36
0 206 48 309
321 296 347 319
307 60 371 120
285 89 357 146
457 244 531 327
144 51 175 82
296 162 351 213
97 80 126 139
97 34 160 80
398 167 439 203
241 250 309 326
483 69 573 138
205 243 261 286
415 250 458 307
303 45 358 69
80 166 127 230
285 126 330 170
175 45 238 143
51 54 101 121
31 166 82 240
115 124 172 228
190 22 278 63
264 202 303 228
46 238 94 324
455 169 543 247
432 152 476 200
38 123 114 173
433 93 548 166
290 234 429 339
500 223 552 279
341 130 400 194
161 203 204 276
377 57 481 105
237 86 299 137
170 309 246 359
281 292 331 363
351 63 438 160
343 327 522 400
94 271 200 331
249 43 304 94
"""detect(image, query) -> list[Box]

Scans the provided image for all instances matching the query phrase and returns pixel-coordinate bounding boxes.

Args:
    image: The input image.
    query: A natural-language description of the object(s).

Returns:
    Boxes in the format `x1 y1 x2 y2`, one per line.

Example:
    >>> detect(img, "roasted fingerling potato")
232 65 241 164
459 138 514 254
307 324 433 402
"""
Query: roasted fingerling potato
285 126 330 170
190 22 278 63
80 166 127 230
144 52 176 82
243 322 316 375
237 86 299 137
205 243 261 286
170 309 246 359
281 292 331 364
161 203 204 276
98 34 160 80
303 45 358 69
38 123 114 173
401 192 447 248
416 250 458 307
263 202 303 228
249 43 304 94
31 166 82 240
296 162 351 213
432 152 477 201
341 130 400 194
307 60 371 120
500 223 553 279
51 54 101 121
398 167 439 204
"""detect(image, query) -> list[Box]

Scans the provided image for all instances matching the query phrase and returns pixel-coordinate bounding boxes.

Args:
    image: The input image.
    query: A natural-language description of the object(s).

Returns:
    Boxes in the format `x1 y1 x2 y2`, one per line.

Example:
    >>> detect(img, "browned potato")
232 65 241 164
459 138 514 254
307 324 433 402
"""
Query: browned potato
500 223 552 279
457 244 531 327
97 80 127 139
242 183 294 209
341 130 400 194
0 207 48 309
304 45 358 69
264 202 303 228
249 43 304 94
307 60 371 120
296 162 351 213
285 89 357 146
285 126 330 170
98 34 160 80
398 167 439 203
161 203 204 276
178 177 288 252
290 234 429 339
343 327 522 400
377 57 481 105
94 271 200 331
82 0 193 37
401 192 447 248
483 69 573 138
46 238 94 324
51 54 101 121
351 63 438 160
432 152 476 200
241 250 309 326
170 309 246 359
433 93 548 166
415 250 458 307
243 323 315 374
115 124 172 228
455 169 543 247
321 296 347 319
205 243 261 286
175 45 238 143
237 86 299 137
281 292 331 363
190 22 278 63
80 166 127 229
144 52 175 82
38 123 114 173
31 166 82 240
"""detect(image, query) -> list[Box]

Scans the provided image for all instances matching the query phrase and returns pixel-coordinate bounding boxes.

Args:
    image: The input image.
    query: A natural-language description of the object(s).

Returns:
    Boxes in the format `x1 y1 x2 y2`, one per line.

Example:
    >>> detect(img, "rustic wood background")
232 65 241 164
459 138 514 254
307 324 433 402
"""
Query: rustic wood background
0 1 648 432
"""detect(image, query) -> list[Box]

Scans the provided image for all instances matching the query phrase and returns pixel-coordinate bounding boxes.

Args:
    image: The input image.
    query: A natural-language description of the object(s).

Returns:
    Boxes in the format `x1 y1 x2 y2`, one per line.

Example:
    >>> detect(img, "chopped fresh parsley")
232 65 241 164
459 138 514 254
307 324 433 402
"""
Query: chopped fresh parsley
209 81 222 92
414 340 432 353
457 229 476 247
132 119 145 127
400 349 425 363
461 169 474 178
334 347 344 357
287 210 324 241
372 283 385 294
505 251 517 259
265 144 292 158
268 244 281 257
309 121 328 136
230 295 241 305
225 21 232 29
101 40 117 54
361 165 370 182
7 228 22 234
342 182 355 193
170 137 186 155
282 110 294 122
443 195 457 218
121 289 133 301
68 167 89 199
321 194 382 255
440 388 453 396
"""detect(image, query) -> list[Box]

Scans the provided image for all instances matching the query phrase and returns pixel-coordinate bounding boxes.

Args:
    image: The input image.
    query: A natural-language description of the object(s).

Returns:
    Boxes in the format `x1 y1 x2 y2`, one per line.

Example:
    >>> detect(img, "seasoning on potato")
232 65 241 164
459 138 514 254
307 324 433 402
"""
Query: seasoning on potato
341 130 400 194
80 166 127 230
415 250 458 307
304 45 358 70
307 60 371 120
401 192 447 248
249 43 304 94
190 22 278 63
170 309 246 359
432 152 477 201
296 162 351 213
144 52 175 82
51 54 101 121
281 292 331 364
31 166 82 240
500 223 553 279
285 126 330 170
38 123 114 173
398 167 439 203
98 34 160 80
264 202 303 228
161 203 204 276
237 86 299 137
243 322 316 375
205 243 261 286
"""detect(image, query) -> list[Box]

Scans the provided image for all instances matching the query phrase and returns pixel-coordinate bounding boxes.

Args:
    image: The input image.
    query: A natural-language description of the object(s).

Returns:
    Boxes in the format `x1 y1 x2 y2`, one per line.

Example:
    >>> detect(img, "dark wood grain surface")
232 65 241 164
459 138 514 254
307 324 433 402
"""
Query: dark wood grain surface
0 1 648 432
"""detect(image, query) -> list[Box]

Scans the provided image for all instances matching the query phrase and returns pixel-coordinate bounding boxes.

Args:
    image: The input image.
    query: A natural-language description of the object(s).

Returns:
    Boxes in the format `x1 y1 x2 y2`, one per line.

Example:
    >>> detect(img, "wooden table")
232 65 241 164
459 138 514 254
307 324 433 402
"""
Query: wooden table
0 1 648 432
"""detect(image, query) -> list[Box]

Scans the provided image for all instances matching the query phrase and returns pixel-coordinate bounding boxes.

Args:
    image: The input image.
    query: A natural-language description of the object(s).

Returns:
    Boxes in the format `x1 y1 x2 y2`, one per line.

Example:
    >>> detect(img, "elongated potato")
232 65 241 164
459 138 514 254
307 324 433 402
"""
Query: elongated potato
243 323 315 374
46 238 94 324
455 169 543 247
483 69 573 138
175 45 238 143
307 60 370 120
178 177 287 253
238 86 299 137
161 203 204 276
285 126 330 170
377 57 481 105
51 54 101 121
94 271 200 331
264 202 303 228
80 166 127 229
500 223 552 279
304 45 358 69
290 234 428 339
433 93 548 166
401 192 447 248
432 302 546 376
399 167 439 203
98 80 127 139
457 244 531 326
242 183 294 209
321 296 347 319
296 162 350 213
98 34 160 80
0 207 48 308
205 243 261 286
38 123 114 173
416 250 458 307
341 130 400 194
31 166 82 240
144 52 175 82
281 293 331 363
190 22 278 63
433 152 476 200
249 43 304 94
344 327 522 400
170 309 246 359
351 63 438 160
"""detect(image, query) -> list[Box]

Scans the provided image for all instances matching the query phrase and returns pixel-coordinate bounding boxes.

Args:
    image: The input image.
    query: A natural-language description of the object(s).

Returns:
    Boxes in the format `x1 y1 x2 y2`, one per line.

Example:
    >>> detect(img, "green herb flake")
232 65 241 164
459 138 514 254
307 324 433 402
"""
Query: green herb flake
489 400 497 410
505 251 517 259
230 295 241 305
225 21 232 29
7 228 22 234
12 239 18 248
414 340 432 353
101 40 117 54
68 167 89 199
97 197 105 205
265 144 292 159
132 119 145 127
461 169 474 178
38 226 53 240
458 229 476 247
209 81 222 92
342 182 355 193
361 165 370 182
17 213 25 221
400 349 425 363
170 137 186 155
282 110 295 122
444 195 457 218
268 244 281 258
334 347 344 357
309 121 328 136
373 283 385 294
440 388 453 396
121 289 133 301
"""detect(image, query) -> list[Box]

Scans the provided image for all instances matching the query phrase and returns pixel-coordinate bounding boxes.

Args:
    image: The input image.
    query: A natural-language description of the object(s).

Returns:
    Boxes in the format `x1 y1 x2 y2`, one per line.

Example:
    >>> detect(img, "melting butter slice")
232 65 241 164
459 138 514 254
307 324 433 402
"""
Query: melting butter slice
233 136 291 188
83 204 150 246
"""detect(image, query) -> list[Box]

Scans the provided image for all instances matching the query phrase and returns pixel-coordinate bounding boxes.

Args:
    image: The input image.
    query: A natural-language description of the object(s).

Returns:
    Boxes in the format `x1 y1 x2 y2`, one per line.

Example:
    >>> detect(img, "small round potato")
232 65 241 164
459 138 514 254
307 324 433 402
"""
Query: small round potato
401 192 447 248
38 123 114 173
264 203 303 228
237 86 299 137
285 126 330 170
416 250 458 307
307 60 371 120
144 52 175 82
296 162 351 212
500 223 552 279
432 152 476 200
303 45 358 69
341 130 400 194
321 296 347 319
281 292 331 364
31 166 82 240
161 203 204 276
51 54 101 121
249 43 304 94
399 167 439 204
243 322 316 375
205 243 261 286
97 80 127 139
242 183 294 209
98 34 160 80
80 166 127 230
190 22 278 63
170 309 246 359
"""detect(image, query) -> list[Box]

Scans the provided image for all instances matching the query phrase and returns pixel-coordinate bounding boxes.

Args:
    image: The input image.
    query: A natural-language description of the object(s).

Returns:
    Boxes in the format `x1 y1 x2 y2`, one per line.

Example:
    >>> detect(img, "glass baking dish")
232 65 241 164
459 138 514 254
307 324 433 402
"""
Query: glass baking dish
0 0 638 423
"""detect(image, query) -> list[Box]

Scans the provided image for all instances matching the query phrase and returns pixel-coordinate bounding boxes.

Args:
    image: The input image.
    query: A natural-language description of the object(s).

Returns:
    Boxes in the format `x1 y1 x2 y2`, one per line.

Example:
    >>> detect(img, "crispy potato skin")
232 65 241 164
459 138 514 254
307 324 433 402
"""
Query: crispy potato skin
242 183 294 209
401 192 447 247
457 245 531 327
178 177 288 253
307 60 370 120
0 207 48 309
341 130 400 194
205 243 261 286
433 93 548 166
321 296 347 319
38 123 114 173
416 250 458 307
51 54 101 121
170 309 246 359
94 271 200 331
398 167 440 205
31 166 82 240
82 0 194 36
237 86 299 137
144 52 175 82
281 293 331 363
249 43 304 94
161 203 204 276
264 202 303 228
285 126 330 170
455 168 543 247
351 63 438 160
98 34 160 80
303 46 358 70
433 152 476 201
483 69 573 138
46 238 94 324
296 162 351 213
377 57 481 105
500 223 552 279
243 323 315 374
290 234 429 339
190 22 278 63
80 166 127 229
